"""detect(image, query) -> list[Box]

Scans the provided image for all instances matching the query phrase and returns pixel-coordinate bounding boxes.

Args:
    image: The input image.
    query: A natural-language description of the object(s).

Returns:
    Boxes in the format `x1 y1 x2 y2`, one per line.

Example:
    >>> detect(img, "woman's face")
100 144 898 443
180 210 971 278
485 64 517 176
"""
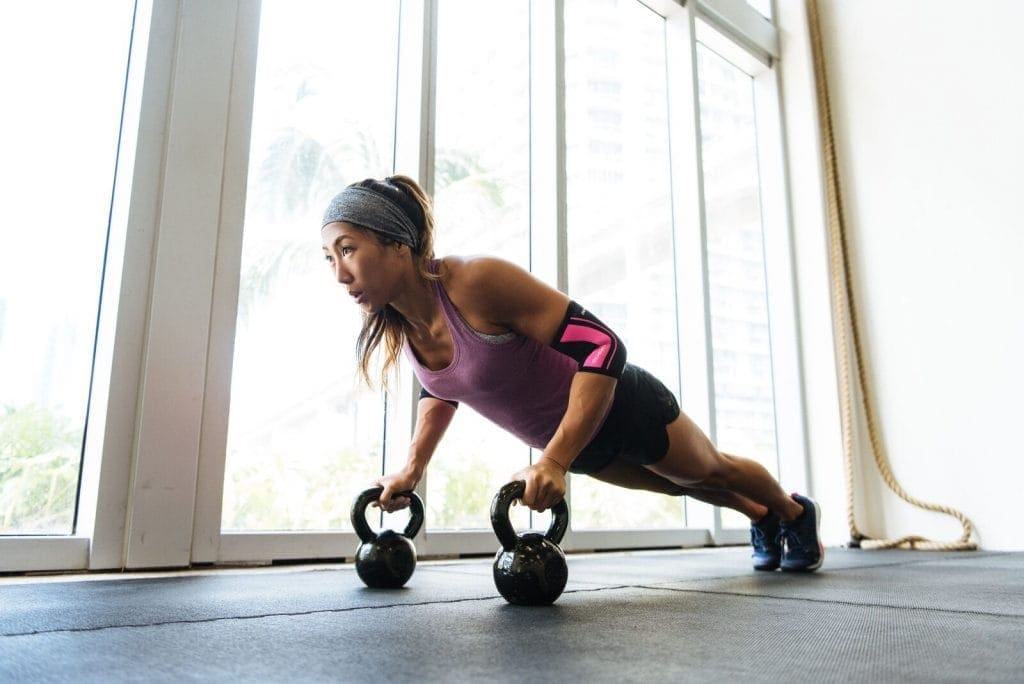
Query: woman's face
321 221 406 314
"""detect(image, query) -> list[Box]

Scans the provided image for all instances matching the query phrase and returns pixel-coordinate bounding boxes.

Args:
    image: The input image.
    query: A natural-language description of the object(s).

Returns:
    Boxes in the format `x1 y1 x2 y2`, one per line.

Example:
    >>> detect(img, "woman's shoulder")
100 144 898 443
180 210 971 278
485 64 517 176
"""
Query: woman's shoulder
438 255 526 291
435 255 519 333
440 255 570 304
439 255 567 332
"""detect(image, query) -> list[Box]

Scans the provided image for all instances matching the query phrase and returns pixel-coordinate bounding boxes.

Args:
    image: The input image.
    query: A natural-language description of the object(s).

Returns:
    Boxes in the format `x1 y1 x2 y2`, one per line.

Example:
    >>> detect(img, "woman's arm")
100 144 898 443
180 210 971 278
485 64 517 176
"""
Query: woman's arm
375 396 457 512
520 371 617 511
446 256 622 511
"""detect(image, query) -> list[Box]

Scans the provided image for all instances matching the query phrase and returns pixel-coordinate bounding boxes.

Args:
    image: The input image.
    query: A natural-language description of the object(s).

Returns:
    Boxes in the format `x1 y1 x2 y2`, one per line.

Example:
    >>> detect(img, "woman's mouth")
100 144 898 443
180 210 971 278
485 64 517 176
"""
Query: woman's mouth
349 290 365 305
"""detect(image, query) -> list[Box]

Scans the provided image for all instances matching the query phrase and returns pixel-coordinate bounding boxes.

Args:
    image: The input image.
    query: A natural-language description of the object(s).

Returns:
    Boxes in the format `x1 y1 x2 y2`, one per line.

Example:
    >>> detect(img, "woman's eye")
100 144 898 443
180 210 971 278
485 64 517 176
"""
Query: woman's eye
341 246 354 256
324 254 334 265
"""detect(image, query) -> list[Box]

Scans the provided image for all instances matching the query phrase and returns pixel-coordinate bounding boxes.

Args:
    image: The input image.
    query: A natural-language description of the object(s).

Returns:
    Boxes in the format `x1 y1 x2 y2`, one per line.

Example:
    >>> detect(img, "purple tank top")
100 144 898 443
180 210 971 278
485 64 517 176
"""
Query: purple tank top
404 275 582 450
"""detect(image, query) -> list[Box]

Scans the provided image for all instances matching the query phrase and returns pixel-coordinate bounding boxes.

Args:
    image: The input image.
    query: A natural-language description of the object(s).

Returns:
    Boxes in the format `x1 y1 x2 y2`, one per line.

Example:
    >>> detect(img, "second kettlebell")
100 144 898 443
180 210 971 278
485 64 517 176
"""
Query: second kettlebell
351 486 424 589
490 480 570 606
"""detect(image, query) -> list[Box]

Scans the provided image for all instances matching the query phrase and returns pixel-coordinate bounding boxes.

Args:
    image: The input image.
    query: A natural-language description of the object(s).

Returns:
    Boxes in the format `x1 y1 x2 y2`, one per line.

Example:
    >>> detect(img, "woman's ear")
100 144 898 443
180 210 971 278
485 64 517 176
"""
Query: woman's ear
387 242 409 261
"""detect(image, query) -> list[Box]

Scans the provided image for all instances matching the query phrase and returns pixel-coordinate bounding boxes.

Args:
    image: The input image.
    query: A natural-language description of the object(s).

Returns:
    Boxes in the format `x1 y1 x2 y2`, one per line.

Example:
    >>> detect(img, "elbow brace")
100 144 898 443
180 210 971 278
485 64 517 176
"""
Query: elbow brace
419 386 459 408
550 301 626 379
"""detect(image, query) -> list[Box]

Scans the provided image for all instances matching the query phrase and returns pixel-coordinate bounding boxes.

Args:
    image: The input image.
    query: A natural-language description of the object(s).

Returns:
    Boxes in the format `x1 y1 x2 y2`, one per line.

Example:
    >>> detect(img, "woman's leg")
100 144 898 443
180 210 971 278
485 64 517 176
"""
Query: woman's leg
589 458 769 521
643 411 804 522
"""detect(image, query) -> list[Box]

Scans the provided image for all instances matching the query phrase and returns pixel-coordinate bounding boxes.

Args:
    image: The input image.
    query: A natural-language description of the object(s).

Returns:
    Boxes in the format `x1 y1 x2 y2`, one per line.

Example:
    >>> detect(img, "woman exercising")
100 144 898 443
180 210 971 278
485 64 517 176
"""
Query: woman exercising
321 175 823 572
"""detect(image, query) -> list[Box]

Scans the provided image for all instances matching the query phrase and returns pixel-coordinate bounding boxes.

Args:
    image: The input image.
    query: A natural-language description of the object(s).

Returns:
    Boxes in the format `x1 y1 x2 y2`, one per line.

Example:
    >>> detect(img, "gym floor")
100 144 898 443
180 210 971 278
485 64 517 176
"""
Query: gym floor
2 546 1021 682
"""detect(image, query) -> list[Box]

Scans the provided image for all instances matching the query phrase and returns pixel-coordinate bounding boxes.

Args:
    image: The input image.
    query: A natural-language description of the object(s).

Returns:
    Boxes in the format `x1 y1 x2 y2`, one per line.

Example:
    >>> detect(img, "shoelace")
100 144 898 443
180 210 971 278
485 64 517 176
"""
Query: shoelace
780 527 806 551
751 524 780 550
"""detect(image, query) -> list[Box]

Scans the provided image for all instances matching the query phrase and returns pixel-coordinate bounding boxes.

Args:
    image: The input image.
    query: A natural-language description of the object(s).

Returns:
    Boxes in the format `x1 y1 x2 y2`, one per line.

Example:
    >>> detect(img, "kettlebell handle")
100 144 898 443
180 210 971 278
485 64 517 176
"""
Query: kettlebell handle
351 486 425 544
490 480 569 551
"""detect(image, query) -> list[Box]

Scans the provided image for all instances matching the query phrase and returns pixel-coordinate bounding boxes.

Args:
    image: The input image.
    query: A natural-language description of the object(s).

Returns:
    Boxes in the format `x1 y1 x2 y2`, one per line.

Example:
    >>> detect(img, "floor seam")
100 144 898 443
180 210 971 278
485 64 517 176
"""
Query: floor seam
638 584 1024 620
0 585 628 639
0 596 502 638
415 551 1006 578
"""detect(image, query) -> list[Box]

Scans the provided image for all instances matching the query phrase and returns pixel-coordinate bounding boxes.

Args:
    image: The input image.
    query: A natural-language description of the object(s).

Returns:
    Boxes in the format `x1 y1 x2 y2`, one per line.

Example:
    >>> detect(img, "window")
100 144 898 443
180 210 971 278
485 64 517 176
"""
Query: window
696 42 780 529
427 0 533 531
5 0 802 571
0 1 135 535
564 0 684 529
220 1 401 531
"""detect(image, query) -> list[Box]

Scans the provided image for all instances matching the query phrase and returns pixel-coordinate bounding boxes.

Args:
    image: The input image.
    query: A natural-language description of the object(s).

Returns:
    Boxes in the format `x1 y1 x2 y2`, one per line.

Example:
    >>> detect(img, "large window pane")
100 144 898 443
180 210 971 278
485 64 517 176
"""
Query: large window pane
0 1 135 535
564 0 684 529
697 43 779 529
221 1 401 531
428 0 532 530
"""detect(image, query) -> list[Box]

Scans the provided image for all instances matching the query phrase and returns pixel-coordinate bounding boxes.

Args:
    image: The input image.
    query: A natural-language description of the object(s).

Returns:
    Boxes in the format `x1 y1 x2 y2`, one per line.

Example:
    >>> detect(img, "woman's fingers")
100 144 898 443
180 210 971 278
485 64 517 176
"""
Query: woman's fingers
374 475 415 513
512 465 565 512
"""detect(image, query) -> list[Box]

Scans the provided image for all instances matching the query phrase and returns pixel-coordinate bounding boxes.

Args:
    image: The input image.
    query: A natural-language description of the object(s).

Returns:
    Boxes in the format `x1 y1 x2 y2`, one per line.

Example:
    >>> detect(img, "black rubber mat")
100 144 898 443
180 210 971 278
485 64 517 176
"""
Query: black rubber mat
2 548 1021 681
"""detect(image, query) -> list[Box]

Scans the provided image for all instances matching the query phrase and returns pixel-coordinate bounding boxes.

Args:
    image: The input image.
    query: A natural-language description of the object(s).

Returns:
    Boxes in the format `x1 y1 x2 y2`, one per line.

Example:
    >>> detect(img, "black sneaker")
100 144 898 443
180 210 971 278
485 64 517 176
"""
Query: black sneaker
750 512 782 571
779 494 824 572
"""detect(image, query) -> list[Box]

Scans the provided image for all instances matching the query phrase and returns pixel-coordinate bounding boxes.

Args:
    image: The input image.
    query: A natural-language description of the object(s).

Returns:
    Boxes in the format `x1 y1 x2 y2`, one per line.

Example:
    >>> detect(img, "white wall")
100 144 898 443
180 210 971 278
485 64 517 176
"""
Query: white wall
791 0 1023 551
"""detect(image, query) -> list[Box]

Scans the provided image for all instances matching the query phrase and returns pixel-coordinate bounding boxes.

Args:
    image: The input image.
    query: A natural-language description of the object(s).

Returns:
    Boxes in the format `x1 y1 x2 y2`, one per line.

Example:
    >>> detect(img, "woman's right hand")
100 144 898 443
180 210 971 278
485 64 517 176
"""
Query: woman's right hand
373 468 421 513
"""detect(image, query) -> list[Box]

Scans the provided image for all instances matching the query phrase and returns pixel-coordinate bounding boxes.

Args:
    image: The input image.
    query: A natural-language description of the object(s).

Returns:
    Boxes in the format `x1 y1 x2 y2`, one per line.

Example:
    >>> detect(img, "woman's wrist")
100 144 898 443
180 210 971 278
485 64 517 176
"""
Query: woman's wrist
402 459 426 482
539 455 569 474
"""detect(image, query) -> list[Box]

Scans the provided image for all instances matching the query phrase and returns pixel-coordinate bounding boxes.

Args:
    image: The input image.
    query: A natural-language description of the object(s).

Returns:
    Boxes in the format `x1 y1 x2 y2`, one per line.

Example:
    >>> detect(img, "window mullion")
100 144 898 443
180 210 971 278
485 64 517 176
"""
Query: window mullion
190 0 262 567
125 0 244 569
666 2 718 535
80 0 169 571
752 66 811 496
404 0 438 556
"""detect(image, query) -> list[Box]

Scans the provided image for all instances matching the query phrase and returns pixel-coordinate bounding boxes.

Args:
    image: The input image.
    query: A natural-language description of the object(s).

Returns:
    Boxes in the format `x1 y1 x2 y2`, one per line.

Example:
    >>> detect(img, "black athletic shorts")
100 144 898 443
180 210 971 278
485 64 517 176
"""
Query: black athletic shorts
569 363 681 475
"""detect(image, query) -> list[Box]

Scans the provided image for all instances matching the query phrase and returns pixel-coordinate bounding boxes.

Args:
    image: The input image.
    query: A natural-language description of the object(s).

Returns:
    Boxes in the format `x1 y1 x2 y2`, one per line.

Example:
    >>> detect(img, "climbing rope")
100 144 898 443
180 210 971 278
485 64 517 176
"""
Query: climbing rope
805 0 976 550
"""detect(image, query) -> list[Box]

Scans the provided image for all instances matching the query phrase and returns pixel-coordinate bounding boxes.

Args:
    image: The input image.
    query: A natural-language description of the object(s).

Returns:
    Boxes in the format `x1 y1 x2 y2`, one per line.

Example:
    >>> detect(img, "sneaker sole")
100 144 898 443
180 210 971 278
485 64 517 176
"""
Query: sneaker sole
780 497 824 572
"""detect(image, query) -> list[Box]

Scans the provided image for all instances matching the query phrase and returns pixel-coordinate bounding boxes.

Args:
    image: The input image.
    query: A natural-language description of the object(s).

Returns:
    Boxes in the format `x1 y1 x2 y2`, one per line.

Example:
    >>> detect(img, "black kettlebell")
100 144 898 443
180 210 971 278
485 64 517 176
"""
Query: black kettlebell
490 480 570 606
351 486 424 589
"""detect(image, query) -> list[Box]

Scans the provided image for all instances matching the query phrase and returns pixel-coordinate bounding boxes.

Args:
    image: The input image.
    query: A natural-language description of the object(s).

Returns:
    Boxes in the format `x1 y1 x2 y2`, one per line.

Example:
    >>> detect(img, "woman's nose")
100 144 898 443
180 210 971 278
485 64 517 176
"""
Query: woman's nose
334 261 352 284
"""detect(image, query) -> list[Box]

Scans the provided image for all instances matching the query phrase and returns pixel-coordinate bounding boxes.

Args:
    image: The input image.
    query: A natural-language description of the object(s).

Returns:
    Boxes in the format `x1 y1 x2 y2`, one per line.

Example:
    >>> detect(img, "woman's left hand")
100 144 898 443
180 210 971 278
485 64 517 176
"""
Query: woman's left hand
510 458 567 512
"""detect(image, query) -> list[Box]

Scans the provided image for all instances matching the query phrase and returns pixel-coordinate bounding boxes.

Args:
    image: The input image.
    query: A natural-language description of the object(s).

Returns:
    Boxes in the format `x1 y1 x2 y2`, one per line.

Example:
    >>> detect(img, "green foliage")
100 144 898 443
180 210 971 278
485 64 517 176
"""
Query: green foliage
572 480 684 529
0 404 81 533
253 128 346 224
433 458 494 529
222 439 379 531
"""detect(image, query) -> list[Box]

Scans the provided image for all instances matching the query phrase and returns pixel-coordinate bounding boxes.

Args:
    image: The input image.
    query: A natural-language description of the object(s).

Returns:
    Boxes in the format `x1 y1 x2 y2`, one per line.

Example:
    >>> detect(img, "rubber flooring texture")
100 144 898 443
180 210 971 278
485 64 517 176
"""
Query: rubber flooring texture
1 547 1022 682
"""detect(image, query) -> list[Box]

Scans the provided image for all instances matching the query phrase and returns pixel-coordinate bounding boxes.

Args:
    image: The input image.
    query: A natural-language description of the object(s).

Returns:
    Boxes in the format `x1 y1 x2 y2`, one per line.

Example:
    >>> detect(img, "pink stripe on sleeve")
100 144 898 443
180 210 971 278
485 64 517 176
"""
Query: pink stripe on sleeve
558 319 616 369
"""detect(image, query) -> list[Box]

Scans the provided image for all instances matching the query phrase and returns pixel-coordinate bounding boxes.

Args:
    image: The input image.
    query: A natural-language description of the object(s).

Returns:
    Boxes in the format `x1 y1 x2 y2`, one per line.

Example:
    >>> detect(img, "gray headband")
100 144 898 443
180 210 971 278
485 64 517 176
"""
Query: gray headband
321 186 420 251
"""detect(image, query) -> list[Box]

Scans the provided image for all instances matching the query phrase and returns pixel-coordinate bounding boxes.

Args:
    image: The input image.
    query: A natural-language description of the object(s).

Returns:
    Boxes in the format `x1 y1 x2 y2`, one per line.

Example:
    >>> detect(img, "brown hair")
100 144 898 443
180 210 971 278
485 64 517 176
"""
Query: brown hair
351 175 440 388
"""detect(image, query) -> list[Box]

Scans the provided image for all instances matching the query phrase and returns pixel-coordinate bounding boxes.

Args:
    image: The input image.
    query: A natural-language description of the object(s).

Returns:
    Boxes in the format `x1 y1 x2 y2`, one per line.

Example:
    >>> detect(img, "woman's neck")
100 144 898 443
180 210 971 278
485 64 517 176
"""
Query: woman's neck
390 270 440 338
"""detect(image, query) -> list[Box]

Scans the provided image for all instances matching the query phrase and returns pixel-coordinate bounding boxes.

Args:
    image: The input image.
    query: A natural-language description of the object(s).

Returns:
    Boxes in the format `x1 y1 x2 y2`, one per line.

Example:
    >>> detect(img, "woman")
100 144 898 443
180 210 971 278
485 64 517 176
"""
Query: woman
321 175 823 572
